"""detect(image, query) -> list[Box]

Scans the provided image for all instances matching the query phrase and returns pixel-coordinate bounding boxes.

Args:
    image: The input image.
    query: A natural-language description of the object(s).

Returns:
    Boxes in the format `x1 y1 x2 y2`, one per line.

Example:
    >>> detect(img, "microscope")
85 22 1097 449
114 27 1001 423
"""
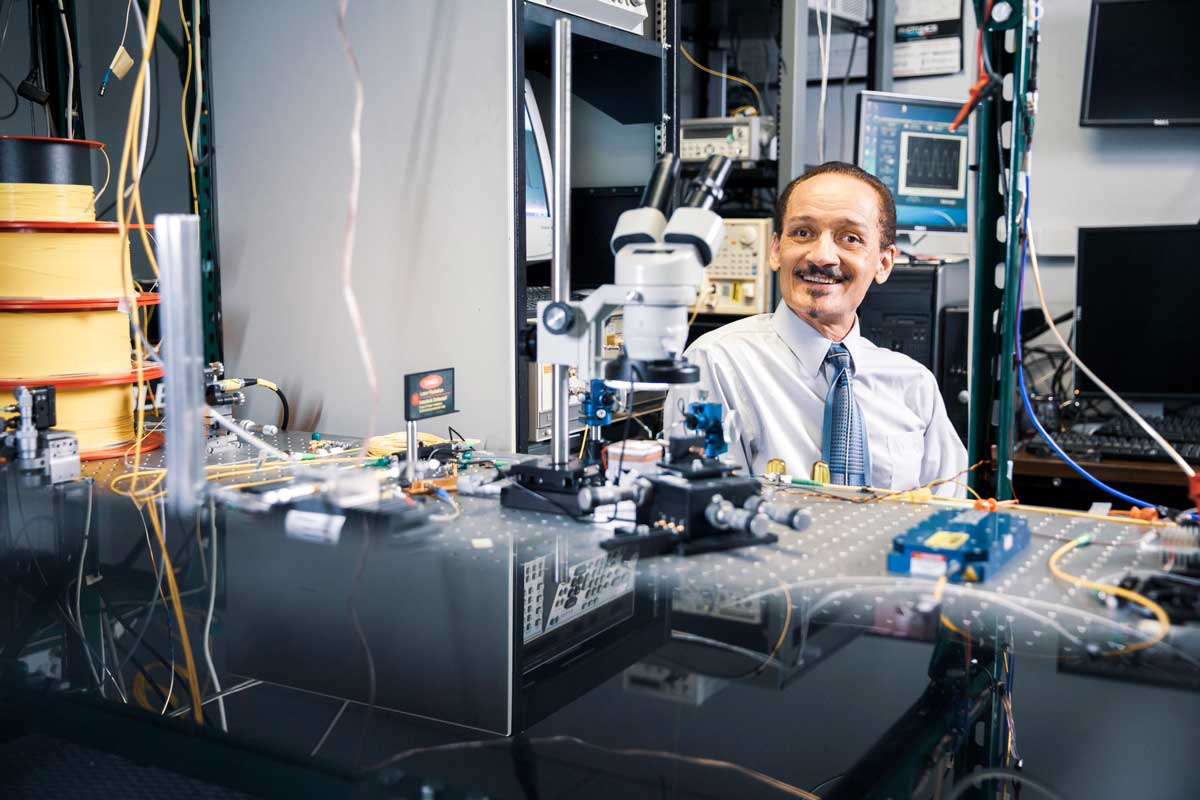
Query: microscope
500 152 810 554
502 153 732 515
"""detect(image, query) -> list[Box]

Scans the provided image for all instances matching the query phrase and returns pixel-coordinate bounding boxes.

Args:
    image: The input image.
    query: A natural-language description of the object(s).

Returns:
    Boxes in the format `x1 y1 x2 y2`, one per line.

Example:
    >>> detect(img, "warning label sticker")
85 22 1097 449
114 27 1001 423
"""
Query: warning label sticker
909 551 948 577
404 368 456 421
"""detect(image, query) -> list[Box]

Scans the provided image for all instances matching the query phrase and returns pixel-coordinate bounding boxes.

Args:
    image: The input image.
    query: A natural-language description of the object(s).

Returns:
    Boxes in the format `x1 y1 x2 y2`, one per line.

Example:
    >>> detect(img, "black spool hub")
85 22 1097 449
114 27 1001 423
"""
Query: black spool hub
0 136 101 186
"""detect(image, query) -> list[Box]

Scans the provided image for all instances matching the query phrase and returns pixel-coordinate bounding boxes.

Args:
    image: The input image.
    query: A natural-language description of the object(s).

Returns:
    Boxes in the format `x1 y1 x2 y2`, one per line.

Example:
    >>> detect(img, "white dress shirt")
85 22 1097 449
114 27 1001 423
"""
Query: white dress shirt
664 302 967 496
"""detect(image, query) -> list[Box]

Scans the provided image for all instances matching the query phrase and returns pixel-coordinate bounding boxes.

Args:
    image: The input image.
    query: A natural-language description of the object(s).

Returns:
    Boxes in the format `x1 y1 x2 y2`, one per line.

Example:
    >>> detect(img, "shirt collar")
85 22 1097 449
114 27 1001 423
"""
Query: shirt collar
770 301 863 378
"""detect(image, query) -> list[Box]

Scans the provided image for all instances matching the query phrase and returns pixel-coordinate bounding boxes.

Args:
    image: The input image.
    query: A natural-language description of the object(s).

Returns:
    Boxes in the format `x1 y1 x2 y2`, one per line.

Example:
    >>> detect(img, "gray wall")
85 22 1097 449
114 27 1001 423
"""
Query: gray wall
210 0 517 447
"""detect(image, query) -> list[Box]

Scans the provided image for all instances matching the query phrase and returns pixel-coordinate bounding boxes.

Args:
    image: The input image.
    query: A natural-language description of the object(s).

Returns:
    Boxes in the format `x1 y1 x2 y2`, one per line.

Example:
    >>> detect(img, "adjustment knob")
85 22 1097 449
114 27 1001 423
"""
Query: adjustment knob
739 226 757 246
542 302 576 335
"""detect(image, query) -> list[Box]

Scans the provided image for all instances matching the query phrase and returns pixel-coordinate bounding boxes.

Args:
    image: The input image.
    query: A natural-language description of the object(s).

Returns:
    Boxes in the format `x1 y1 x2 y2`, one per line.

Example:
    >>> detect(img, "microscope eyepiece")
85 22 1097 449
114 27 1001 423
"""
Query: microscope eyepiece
639 153 681 214
682 155 733 210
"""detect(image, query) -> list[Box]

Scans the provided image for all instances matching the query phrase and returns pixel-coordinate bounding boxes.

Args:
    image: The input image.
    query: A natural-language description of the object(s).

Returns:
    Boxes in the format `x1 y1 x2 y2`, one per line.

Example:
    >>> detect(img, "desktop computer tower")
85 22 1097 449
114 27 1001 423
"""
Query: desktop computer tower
857 262 969 442
938 306 970 442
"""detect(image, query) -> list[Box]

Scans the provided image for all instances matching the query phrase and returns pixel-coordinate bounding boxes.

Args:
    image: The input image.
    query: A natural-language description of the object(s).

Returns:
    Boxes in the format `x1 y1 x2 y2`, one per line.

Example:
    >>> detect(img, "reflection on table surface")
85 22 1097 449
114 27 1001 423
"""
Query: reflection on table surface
2 436 1199 799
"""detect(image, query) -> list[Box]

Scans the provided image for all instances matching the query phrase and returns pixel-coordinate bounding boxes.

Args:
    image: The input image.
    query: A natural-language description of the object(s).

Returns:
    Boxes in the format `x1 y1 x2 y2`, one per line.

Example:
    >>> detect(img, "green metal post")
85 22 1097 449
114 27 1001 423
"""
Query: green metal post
967 1 1035 501
995 4 1036 501
966 93 1002 494
190 0 224 364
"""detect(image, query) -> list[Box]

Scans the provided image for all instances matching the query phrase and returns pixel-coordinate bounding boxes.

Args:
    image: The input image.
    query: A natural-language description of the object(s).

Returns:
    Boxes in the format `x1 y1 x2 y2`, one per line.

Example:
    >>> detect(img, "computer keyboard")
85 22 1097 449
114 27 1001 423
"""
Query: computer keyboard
526 286 552 320
1025 430 1200 463
1096 415 1200 444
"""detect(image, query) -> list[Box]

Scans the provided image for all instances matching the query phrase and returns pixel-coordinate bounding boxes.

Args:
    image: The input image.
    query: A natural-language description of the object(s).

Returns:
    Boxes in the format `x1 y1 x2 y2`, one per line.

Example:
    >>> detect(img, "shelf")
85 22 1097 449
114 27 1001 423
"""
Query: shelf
523 2 664 124
682 158 778 189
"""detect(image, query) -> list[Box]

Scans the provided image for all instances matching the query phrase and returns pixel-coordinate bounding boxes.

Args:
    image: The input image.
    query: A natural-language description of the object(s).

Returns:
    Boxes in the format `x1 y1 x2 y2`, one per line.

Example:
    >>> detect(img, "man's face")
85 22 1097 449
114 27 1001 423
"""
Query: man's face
769 173 897 338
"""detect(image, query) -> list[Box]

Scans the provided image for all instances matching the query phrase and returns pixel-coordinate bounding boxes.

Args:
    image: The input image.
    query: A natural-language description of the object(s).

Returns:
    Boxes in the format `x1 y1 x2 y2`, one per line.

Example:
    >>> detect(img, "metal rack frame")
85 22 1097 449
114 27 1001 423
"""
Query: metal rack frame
513 1 679 450
966 0 1037 499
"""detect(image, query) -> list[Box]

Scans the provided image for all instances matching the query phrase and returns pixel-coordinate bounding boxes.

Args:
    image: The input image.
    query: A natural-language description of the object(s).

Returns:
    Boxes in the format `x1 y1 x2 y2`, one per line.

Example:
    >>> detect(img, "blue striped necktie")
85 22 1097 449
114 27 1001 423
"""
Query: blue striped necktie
821 343 870 486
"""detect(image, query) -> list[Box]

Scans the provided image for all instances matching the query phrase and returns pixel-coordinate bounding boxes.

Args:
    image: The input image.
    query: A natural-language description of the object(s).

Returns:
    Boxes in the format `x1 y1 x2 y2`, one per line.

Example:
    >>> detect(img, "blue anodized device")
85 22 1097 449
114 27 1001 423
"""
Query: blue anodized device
683 401 727 459
887 508 1030 583
580 379 617 427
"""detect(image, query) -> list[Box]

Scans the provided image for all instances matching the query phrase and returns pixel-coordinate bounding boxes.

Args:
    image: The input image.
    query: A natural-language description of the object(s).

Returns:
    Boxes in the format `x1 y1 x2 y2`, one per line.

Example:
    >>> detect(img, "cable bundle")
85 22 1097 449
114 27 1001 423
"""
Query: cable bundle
0 136 160 458
365 431 449 458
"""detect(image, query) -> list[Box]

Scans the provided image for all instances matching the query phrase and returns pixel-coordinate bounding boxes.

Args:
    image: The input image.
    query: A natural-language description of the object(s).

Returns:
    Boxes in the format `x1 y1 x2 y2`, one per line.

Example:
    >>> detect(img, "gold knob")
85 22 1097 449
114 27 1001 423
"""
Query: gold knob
764 458 786 477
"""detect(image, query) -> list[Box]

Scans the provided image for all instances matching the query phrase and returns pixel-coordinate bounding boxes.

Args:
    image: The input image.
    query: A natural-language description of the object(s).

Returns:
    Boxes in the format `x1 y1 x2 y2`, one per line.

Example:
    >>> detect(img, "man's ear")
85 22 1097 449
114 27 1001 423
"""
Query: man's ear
769 232 781 273
874 243 897 285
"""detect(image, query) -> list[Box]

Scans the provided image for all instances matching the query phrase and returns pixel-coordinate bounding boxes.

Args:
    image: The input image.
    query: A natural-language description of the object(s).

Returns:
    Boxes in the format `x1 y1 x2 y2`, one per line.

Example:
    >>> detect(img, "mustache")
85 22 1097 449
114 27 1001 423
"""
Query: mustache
793 264 847 282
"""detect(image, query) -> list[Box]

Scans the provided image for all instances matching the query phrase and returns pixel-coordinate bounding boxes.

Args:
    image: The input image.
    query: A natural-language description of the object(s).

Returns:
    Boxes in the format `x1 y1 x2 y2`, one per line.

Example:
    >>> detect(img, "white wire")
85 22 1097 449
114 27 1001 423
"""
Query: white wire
73 481 101 690
815 0 834 163
160 649 176 714
166 679 262 719
129 0 149 184
118 0 133 49
310 699 350 757
206 405 291 461
337 0 379 469
1023 173 1195 479
203 498 228 731
190 0 202 161
55 0 73 138
429 491 462 522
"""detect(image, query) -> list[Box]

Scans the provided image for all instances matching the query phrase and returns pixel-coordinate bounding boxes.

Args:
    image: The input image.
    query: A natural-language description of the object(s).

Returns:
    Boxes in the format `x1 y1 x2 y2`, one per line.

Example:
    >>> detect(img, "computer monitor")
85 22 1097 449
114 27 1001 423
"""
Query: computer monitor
524 79 553 263
1075 225 1200 400
855 91 971 248
1081 0 1200 127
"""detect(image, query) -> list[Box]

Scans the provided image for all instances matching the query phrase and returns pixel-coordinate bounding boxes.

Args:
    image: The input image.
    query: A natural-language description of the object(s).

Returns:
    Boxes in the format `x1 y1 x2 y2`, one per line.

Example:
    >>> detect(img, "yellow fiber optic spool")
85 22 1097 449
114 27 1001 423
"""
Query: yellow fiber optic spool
0 223 132 298
0 183 96 222
0 295 162 459
0 384 138 454
0 309 134 376
0 138 161 460
0 370 163 458
0 136 106 222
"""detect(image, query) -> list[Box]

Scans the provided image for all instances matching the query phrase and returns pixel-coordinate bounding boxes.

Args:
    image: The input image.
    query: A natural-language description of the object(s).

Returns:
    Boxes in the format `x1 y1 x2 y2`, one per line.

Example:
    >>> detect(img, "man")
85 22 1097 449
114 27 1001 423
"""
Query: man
664 161 966 494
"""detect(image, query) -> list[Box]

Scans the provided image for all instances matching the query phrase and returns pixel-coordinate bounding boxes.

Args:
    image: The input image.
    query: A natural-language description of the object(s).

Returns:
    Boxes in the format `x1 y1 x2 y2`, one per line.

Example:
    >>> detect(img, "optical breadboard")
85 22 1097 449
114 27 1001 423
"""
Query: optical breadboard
680 116 776 163
84 437 1199 702
692 218 771 316
888 509 1031 583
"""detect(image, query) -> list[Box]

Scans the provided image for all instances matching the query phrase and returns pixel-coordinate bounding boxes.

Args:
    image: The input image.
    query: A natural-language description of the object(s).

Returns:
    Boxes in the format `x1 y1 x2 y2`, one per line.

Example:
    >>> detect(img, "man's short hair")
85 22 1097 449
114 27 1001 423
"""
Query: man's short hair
773 161 897 249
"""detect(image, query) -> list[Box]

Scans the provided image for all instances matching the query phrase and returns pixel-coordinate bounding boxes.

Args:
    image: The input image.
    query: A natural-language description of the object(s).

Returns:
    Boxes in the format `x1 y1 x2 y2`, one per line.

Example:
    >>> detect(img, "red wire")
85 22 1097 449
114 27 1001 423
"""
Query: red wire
949 0 997 132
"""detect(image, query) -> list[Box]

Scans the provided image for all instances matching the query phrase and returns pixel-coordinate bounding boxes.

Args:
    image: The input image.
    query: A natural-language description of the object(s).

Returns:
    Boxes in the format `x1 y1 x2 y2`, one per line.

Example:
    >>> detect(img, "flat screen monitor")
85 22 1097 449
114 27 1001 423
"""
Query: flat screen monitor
524 79 553 263
1075 225 1200 399
1081 0 1200 127
855 91 970 236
